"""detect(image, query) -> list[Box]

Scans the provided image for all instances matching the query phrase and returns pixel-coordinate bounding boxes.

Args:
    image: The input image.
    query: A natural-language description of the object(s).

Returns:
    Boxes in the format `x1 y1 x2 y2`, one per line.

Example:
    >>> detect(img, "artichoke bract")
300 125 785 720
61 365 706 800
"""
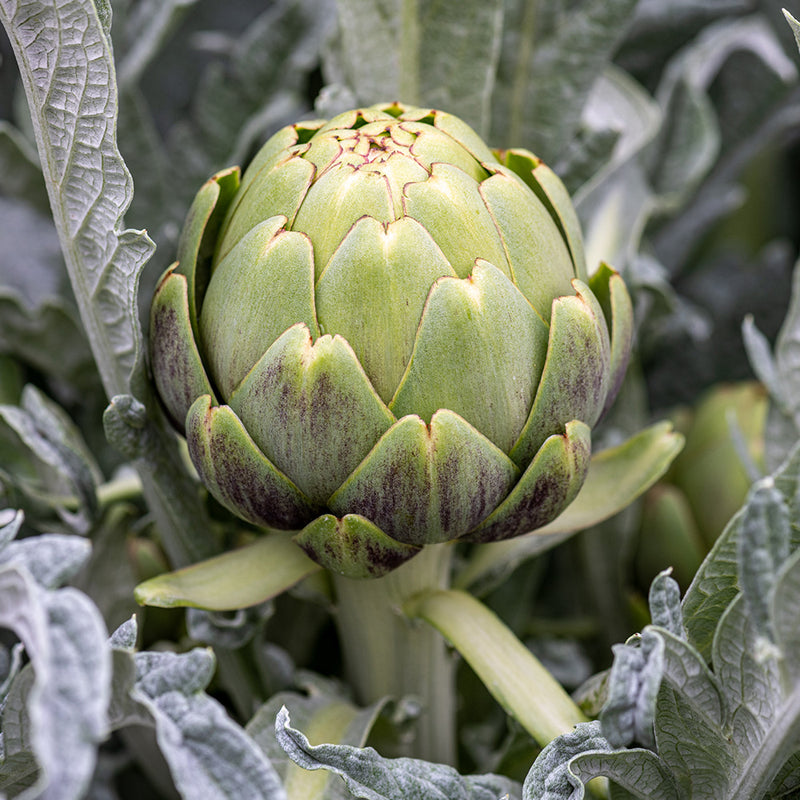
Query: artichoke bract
150 103 633 578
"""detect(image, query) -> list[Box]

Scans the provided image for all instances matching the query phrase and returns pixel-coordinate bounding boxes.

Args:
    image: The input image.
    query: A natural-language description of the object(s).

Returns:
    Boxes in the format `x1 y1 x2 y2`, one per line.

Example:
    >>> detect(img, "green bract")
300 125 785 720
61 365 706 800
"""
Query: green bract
150 103 633 578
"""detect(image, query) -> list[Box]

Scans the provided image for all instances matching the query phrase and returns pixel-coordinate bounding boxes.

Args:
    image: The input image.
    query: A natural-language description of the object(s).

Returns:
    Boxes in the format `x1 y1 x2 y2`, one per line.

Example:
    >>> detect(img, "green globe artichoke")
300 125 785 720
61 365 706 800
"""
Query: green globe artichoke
149 103 633 578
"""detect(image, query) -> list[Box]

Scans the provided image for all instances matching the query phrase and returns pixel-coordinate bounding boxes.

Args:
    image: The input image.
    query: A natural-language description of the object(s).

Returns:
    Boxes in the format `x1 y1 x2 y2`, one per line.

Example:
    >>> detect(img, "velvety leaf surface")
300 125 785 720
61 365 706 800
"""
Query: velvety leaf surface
0 565 110 800
276 707 521 800
0 0 154 398
109 627 286 800
248 673 387 800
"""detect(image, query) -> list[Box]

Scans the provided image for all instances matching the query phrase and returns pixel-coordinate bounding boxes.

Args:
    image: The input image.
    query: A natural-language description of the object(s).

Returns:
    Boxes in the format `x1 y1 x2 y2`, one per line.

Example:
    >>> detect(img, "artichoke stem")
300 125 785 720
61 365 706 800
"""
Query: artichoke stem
331 542 457 765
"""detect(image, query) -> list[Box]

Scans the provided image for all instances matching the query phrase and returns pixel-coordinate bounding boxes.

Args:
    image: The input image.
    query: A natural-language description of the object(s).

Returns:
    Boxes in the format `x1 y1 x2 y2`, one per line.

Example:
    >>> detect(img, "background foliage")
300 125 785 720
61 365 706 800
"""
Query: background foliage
0 0 799 798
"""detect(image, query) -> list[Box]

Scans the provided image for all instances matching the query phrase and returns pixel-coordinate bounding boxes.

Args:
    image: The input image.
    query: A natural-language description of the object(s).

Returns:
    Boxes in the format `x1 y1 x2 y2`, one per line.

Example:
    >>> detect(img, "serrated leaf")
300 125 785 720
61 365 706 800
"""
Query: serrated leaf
0 0 155 399
0 386 101 533
601 630 663 749
0 566 111 800
248 673 388 800
331 0 503 138
570 747 679 800
276 707 520 800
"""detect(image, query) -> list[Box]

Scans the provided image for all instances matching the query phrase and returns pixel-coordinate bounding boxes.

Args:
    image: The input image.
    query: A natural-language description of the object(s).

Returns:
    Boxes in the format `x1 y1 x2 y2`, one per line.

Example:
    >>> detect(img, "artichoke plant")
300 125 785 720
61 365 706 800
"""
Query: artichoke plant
150 102 633 579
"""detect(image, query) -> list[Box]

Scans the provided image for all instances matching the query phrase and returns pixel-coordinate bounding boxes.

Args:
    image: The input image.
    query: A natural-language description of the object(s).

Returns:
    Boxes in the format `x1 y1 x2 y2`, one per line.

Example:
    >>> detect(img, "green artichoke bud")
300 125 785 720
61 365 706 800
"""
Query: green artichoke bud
149 103 633 578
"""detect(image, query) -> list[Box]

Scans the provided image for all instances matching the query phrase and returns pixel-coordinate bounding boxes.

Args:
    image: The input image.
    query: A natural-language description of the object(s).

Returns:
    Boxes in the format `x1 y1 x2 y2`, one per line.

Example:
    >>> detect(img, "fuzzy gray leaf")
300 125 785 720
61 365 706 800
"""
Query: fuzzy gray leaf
332 0 503 138
248 673 387 800
0 567 111 800
737 477 791 643
276 706 520 800
111 645 285 800
648 570 684 638
492 0 638 159
601 630 664 749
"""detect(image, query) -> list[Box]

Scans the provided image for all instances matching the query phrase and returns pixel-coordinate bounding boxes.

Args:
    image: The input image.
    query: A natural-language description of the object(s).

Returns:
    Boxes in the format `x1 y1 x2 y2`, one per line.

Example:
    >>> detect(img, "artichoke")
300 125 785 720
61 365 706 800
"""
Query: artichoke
149 103 633 578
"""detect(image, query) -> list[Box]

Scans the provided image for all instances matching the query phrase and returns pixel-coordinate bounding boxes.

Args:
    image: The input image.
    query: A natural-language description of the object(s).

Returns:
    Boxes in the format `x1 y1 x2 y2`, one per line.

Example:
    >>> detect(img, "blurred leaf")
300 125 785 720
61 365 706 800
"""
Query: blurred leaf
0 121 48 212
647 570 683 638
115 0 199 89
492 0 639 160
456 422 683 594
330 0 503 138
276 706 521 800
0 385 101 533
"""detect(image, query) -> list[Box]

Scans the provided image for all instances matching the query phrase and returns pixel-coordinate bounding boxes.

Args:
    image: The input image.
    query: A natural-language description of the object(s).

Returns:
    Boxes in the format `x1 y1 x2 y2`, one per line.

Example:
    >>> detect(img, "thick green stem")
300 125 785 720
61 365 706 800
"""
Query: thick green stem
331 543 456 764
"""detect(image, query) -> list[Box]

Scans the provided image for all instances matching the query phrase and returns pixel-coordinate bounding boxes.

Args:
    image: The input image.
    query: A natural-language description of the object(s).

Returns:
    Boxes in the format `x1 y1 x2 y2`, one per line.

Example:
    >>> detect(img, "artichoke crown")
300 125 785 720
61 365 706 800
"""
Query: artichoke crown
149 103 633 578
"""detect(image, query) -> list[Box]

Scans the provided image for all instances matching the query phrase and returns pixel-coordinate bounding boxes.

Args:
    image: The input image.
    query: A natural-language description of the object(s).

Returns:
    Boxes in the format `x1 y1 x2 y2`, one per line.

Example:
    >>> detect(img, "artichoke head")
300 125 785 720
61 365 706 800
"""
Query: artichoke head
149 103 633 578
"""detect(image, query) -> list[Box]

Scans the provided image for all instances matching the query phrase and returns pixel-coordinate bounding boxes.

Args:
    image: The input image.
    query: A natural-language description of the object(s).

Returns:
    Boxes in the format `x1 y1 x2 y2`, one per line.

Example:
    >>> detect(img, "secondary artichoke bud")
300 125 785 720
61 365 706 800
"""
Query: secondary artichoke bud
150 103 633 578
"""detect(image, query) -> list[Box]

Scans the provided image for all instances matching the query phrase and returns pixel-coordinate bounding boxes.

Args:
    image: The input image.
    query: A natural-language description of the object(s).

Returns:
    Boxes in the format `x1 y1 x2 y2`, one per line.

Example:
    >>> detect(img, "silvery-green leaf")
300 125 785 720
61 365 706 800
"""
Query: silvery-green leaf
773 548 800 681
1 534 91 590
0 121 48 213
276 706 520 800
492 0 638 160
569 748 678 800
600 630 663 749
763 260 800 470
683 442 800 658
786 10 800 53
652 682 734 798
570 65 661 204
114 0 199 89
171 0 336 186
248 673 387 800
186 603 273 650
331 0 503 138
647 15 796 209
713 595 781 761
0 567 111 800
0 0 155 399
110 640 285 800
767 750 800 798
522 721 613 800
737 477 791 643
109 617 138 652
0 385 100 533
657 628 725 731
648 570 684 639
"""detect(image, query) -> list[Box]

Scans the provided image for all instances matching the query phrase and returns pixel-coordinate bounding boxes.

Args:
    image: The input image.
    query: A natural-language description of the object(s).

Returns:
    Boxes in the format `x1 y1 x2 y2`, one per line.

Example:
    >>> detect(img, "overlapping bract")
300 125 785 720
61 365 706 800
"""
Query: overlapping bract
149 103 633 578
